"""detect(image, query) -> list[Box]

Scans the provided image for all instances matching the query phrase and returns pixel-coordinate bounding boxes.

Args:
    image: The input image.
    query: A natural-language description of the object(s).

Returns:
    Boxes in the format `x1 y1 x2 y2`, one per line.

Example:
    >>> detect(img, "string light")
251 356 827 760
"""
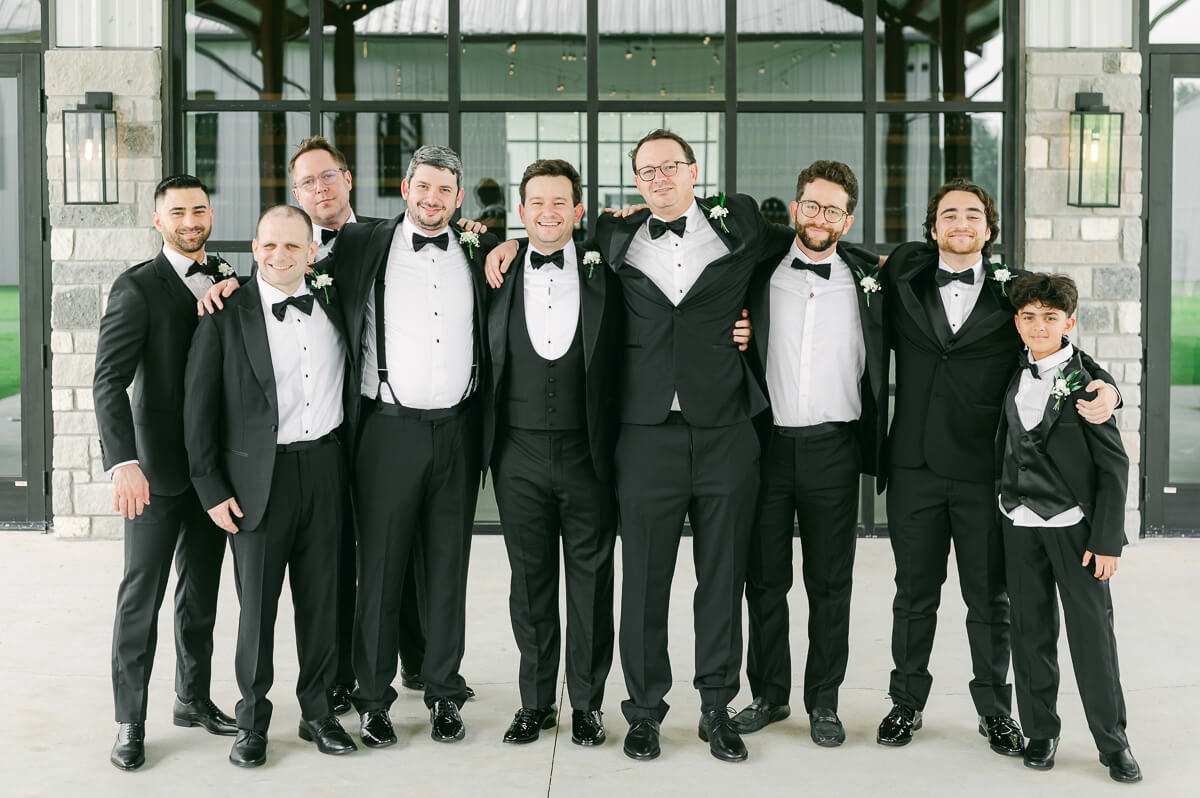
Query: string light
625 48 633 60
507 41 517 54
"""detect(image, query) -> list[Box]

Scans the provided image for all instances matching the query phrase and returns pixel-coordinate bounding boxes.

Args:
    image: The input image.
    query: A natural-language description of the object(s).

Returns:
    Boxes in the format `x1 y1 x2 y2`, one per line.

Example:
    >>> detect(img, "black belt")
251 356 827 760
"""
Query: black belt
369 397 467 422
774 420 855 440
276 430 339 453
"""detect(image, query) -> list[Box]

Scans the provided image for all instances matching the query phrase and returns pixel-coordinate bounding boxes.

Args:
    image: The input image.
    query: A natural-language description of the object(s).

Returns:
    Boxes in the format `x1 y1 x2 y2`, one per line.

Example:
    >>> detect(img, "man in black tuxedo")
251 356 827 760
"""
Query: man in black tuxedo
93 175 236 771
733 161 887 748
288 136 430 712
183 205 358 767
876 178 1121 753
483 159 621 748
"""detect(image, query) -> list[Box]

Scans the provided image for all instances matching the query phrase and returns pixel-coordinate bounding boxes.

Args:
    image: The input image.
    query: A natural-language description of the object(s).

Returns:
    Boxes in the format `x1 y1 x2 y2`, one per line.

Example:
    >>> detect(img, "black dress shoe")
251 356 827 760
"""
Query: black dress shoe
730 697 791 734
1099 747 1142 783
329 684 352 716
698 709 748 763
299 716 358 755
623 718 661 761
571 710 606 746
400 666 424 691
229 729 267 768
809 707 846 747
173 696 237 736
359 709 397 748
979 715 1024 756
464 684 477 700
110 722 145 771
1024 737 1059 770
430 697 465 742
502 706 556 744
876 704 922 746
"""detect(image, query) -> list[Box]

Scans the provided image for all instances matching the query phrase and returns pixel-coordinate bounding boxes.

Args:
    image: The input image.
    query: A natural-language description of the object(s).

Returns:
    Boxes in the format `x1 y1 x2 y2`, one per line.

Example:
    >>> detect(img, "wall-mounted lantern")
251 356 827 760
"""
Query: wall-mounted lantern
63 92 118 205
1067 92 1123 208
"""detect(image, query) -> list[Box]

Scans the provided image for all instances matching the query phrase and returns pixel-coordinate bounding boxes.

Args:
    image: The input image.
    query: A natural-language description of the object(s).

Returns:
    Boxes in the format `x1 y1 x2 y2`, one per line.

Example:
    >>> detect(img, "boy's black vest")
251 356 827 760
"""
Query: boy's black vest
998 380 1078 520
502 294 586 430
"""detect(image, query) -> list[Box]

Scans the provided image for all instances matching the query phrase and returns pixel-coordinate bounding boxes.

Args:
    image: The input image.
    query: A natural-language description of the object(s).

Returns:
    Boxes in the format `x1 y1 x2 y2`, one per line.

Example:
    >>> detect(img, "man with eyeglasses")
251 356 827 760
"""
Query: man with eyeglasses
731 161 887 749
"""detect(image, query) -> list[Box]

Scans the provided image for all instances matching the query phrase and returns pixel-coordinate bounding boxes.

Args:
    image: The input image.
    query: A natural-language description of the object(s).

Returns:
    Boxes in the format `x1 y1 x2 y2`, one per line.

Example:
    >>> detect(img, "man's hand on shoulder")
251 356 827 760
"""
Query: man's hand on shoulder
198 277 240 316
602 204 648 218
1077 381 1119 424
457 218 487 235
112 463 150 519
485 240 521 288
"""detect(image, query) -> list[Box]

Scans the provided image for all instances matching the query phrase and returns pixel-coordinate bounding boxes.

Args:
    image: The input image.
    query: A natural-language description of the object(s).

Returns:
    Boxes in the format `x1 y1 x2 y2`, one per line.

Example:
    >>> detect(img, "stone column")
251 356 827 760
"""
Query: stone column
45 49 163 538
1024 49 1144 537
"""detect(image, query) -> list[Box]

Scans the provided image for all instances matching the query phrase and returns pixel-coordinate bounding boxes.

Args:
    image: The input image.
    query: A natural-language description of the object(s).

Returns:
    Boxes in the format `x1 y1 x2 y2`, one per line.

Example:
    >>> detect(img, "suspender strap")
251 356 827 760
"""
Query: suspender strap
374 261 392 400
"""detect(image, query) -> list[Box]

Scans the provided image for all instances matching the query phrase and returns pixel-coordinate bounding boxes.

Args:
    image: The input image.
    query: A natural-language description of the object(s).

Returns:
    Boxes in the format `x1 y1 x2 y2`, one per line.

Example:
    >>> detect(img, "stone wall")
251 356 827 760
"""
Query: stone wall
45 49 163 538
1024 49 1144 537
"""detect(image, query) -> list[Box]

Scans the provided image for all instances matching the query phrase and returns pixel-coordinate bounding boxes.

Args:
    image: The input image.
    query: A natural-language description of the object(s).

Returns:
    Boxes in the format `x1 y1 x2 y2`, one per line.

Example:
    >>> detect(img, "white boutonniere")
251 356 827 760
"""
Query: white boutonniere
853 265 881 306
989 263 1013 296
216 259 234 278
702 193 730 234
582 250 602 279
1050 367 1083 410
458 229 480 258
308 270 334 302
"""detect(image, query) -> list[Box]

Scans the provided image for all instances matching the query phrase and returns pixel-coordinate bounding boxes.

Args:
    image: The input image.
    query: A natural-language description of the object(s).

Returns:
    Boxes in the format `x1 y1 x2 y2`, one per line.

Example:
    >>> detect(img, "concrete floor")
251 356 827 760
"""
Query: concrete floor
1 532 1196 798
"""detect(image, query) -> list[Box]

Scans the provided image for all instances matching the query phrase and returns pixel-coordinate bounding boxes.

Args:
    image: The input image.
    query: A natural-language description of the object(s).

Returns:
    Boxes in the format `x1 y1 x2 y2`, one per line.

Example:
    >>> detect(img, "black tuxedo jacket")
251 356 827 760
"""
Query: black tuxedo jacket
482 240 623 483
182 277 349 531
994 348 1129 556
593 193 793 427
316 215 498 456
882 241 1117 489
94 252 226 496
747 240 889 476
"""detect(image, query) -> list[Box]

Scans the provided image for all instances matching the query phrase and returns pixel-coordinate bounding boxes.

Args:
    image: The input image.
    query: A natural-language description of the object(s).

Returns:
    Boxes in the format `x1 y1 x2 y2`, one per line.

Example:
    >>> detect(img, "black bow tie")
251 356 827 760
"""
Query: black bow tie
412 232 449 252
530 249 565 269
1021 356 1041 379
934 268 975 287
185 258 222 280
648 217 687 239
790 258 831 280
272 293 315 321
320 228 338 245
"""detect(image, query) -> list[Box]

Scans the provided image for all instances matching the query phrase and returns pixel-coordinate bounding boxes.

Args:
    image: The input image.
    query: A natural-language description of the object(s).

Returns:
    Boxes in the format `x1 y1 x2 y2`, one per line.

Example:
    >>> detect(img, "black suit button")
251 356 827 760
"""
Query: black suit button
548 362 555 368
271 424 277 431
941 354 948 361
1020 465 1028 472
674 308 681 316
548 408 556 413
548 377 556 383
548 392 556 398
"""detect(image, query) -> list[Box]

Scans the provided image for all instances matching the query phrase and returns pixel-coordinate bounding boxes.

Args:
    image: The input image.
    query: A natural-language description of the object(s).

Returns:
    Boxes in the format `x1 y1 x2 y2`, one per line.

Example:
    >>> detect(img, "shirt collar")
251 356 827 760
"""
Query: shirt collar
790 240 840 266
526 238 576 270
649 200 701 234
1026 342 1075 377
255 271 312 305
162 245 206 277
937 256 984 283
400 214 451 251
313 208 357 241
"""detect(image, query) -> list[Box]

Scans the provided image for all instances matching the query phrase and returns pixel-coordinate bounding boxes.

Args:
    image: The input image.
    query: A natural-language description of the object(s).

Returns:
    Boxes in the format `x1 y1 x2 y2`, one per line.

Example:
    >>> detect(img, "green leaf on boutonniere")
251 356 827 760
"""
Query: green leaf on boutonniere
701 193 730 234
582 250 603 279
852 265 882 307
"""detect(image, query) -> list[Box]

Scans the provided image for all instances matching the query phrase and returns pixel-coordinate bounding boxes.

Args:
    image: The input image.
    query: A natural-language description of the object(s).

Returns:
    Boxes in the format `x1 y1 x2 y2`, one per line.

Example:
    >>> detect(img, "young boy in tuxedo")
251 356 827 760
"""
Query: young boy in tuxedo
997 273 1139 783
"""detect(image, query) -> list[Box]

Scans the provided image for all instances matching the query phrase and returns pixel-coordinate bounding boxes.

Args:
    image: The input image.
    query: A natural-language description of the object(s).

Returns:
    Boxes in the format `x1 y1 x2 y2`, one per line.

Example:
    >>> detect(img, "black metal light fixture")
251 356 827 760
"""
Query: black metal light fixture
1066 92 1123 208
63 91 118 205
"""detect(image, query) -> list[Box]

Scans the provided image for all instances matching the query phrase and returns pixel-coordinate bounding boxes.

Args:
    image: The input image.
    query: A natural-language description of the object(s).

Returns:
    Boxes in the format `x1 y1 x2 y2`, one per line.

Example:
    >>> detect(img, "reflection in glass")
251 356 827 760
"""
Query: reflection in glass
599 113 723 209
0 76 21 475
877 0 1003 101
876 112 1002 245
322 1 449 101
737 2 863 100
462 7 585 101
1150 0 1200 44
0 0 39 43
1170 78 1200 481
186 1 310 101
184 112 311 242
599 1 725 100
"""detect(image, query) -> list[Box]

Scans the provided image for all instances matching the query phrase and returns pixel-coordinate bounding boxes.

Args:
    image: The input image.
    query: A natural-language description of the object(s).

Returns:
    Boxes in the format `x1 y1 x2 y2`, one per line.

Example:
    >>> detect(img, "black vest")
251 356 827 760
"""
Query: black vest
504 292 586 430
998 383 1078 520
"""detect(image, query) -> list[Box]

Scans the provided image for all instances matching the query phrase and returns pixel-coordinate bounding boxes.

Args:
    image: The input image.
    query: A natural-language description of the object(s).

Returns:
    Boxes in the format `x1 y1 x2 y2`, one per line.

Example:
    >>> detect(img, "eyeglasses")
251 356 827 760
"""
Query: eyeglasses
796 200 848 224
293 168 346 193
634 160 693 182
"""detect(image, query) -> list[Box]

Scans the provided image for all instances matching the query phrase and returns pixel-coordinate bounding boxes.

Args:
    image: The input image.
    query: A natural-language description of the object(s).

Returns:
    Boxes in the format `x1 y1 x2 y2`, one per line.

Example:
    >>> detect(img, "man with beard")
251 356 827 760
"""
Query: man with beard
94 175 236 770
733 161 887 748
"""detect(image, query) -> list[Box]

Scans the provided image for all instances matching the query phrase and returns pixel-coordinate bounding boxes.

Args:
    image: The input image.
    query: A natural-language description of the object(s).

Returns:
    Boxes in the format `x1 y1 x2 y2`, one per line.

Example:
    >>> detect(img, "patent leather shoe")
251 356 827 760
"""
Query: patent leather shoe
400 666 424 691
876 704 922 746
1023 737 1058 770
502 706 556 744
299 715 357 755
110 722 145 771
430 697 465 742
328 683 352 716
571 710 606 746
730 696 791 734
173 696 237 736
809 707 846 747
623 718 661 761
229 729 267 768
698 708 748 763
359 709 397 748
1099 747 1142 783
979 714 1024 756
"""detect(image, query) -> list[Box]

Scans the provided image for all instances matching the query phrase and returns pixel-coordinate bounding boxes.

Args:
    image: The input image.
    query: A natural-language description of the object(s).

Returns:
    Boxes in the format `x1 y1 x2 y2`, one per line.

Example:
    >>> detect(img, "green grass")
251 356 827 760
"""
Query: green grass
1172 293 1200 386
0 286 20 400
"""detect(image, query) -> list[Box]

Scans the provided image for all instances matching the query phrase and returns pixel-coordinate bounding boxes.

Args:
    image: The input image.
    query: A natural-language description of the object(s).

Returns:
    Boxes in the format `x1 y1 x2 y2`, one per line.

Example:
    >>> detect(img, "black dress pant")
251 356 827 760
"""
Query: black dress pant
1003 518 1129 753
493 428 616 711
228 439 343 731
111 488 226 723
885 465 1012 715
615 416 760 722
745 423 859 712
352 405 479 711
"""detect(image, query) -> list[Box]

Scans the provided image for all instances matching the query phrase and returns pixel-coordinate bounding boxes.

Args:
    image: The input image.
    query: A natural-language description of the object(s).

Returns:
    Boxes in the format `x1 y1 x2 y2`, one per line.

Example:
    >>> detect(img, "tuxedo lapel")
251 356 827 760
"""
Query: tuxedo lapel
311 278 346 338
237 279 278 416
749 261 775 374
915 268 953 349
950 270 1012 350
152 253 203 318
488 242 524 393
696 195 741 253
681 199 749 303
604 210 650 270
840 244 885 401
577 247 605 370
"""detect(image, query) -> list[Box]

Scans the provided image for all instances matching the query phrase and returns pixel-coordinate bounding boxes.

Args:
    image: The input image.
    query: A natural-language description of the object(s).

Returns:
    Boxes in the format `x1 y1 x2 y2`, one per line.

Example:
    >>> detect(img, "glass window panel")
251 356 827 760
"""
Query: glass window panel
598 112 723 209
877 0 1003 101
737 2 863 100
1170 78 1200 481
461 21 585 100
876 112 1003 245
599 1 725 100
0 0 39 43
322 0 448 100
1151 0 1200 44
184 112 311 242
0 76 21 473
186 1 310 101
737 114 864 237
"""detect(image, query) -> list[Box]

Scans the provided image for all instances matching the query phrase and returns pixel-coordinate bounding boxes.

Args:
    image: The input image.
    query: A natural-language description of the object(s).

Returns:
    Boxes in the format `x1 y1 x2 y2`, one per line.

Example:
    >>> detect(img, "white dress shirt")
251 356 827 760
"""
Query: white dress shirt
163 246 221 301
523 239 580 360
256 273 345 445
360 216 475 409
937 257 986 333
998 343 1085 528
766 244 866 427
315 209 358 261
